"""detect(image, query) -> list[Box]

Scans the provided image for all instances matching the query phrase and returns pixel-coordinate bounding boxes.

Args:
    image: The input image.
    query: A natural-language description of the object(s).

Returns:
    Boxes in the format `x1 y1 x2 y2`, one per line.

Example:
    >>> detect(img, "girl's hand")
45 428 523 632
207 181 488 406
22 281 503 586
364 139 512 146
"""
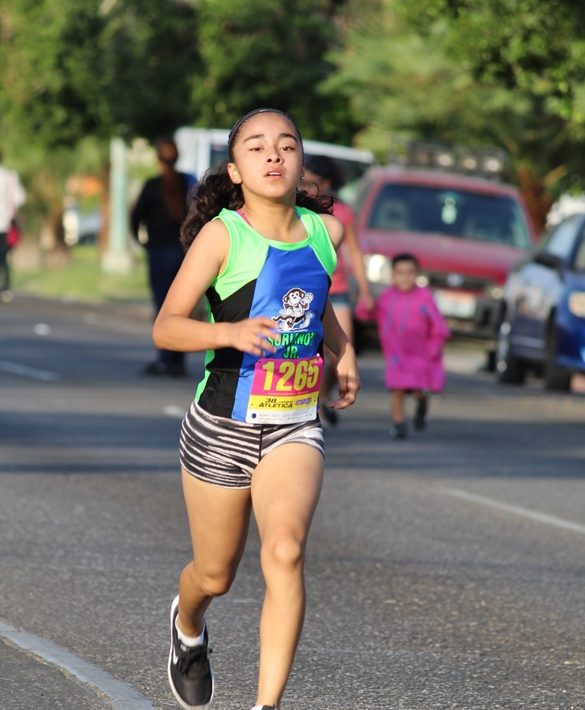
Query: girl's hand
354 294 376 320
225 316 278 356
359 292 376 312
328 342 360 410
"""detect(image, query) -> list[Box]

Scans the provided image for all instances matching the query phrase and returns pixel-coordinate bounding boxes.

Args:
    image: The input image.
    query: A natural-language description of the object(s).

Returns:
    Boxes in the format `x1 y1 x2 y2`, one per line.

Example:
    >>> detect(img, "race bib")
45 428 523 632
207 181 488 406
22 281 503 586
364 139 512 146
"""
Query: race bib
246 355 323 424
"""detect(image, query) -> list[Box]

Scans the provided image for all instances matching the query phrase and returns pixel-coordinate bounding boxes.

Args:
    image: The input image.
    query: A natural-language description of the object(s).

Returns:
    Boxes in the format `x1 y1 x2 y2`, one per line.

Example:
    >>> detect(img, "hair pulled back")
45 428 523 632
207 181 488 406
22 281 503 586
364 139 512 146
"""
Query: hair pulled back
180 109 334 250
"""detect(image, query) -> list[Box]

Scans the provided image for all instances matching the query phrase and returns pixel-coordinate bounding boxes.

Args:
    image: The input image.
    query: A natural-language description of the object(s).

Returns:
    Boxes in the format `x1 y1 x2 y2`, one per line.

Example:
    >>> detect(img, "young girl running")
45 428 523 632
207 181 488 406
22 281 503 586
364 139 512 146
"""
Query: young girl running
375 253 449 439
153 108 360 710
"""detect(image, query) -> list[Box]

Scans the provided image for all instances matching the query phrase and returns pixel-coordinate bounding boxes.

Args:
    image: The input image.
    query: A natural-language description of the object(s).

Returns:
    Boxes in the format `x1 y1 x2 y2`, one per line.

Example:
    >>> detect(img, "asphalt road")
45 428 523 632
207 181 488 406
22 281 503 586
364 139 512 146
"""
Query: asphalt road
1 295 584 710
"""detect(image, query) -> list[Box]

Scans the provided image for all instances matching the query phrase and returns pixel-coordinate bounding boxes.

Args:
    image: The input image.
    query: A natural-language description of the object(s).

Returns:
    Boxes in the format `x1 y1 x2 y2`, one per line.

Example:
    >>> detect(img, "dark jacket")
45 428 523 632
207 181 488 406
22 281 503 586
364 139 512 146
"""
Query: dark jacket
131 173 194 249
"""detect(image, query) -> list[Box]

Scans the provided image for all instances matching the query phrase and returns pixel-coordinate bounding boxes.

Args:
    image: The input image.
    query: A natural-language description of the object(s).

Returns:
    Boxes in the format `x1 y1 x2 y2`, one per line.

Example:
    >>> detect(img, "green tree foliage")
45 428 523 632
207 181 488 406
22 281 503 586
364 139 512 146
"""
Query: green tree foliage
192 0 358 143
0 0 200 149
0 0 200 244
330 0 585 227
4 0 585 239
0 0 354 246
413 1 585 173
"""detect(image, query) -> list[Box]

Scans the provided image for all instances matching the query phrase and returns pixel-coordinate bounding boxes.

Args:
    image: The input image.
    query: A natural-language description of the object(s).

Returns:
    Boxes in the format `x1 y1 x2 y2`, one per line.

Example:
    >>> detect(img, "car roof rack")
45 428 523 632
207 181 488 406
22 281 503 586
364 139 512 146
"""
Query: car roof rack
387 139 510 181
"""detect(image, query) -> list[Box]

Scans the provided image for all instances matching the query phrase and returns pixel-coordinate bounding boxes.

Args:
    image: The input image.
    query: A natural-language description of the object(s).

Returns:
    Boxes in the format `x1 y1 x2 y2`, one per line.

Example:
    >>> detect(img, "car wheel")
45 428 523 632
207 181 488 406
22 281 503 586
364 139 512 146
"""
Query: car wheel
485 349 497 373
543 321 571 391
496 321 527 384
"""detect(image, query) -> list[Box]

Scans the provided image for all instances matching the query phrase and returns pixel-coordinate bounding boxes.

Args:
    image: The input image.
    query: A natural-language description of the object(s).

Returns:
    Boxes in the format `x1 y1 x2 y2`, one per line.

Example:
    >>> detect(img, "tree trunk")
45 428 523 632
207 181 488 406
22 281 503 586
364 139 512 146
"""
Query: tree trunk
515 166 552 239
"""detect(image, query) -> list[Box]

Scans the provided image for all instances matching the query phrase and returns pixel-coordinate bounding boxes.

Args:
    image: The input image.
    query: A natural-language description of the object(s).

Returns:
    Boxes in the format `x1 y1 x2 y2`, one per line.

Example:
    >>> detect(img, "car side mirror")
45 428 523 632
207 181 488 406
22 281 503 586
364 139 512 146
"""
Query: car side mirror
534 251 562 270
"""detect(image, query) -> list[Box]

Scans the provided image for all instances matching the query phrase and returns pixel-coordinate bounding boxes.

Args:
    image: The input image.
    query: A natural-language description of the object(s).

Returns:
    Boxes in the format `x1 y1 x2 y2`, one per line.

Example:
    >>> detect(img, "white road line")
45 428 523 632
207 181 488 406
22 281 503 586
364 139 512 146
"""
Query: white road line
441 488 585 535
0 361 60 382
0 620 154 709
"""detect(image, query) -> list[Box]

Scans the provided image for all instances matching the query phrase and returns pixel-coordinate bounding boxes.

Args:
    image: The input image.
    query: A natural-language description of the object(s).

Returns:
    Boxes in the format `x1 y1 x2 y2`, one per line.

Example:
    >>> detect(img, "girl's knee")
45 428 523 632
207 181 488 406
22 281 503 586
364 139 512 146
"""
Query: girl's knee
260 533 304 574
183 560 236 598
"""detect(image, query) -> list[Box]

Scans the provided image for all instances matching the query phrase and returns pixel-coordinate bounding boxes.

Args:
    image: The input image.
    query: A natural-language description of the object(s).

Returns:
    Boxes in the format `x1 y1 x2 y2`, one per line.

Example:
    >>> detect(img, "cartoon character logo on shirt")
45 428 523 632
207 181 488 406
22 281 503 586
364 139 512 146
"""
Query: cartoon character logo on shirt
273 287 314 331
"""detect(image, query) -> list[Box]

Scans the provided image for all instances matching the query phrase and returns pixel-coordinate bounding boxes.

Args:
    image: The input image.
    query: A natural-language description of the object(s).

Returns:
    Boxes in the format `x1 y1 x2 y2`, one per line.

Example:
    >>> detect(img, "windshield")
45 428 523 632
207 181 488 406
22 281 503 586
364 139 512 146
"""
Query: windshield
368 183 531 249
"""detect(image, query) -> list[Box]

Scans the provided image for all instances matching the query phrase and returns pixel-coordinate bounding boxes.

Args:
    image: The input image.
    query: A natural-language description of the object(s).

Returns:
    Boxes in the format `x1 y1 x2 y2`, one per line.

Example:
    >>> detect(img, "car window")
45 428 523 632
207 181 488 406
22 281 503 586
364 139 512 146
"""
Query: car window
367 183 531 248
542 216 580 259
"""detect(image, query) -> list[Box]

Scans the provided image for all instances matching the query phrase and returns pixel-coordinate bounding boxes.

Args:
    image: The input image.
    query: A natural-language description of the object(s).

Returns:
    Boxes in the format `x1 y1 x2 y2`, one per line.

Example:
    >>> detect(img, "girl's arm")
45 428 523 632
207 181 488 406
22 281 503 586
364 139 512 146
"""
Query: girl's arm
319 213 360 408
341 215 375 310
424 289 450 358
322 299 360 409
153 220 277 357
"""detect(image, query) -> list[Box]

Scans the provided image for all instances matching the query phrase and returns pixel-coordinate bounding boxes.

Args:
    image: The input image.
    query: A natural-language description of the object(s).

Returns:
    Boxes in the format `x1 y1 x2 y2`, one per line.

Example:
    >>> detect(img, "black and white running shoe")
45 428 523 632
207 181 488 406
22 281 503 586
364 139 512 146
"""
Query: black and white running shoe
168 595 214 709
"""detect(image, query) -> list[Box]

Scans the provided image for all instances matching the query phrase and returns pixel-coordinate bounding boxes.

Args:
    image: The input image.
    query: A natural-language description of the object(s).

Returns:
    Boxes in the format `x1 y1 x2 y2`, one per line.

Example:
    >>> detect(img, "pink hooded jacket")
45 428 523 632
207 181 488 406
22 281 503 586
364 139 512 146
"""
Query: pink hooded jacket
375 286 450 392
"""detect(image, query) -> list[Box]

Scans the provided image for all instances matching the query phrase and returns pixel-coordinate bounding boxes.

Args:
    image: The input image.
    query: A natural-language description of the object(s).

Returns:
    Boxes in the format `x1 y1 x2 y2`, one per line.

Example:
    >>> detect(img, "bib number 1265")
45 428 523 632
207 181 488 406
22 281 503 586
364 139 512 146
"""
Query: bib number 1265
259 357 320 393
246 355 323 424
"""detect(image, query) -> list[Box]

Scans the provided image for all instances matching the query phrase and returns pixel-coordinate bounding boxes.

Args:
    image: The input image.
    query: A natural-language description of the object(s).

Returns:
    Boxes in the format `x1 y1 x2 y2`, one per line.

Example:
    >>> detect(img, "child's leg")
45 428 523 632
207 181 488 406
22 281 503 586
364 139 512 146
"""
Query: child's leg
413 390 429 430
251 443 325 707
179 469 252 636
391 388 405 423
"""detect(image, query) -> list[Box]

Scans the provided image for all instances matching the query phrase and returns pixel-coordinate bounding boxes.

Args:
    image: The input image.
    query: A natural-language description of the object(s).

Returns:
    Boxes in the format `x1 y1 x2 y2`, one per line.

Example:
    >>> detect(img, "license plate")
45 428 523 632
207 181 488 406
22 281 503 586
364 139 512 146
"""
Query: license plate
435 290 477 319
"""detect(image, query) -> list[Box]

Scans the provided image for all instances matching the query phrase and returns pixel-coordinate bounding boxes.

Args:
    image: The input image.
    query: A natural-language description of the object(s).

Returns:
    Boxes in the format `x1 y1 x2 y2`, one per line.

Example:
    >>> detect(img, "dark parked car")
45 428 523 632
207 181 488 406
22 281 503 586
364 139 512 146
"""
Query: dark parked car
496 212 585 389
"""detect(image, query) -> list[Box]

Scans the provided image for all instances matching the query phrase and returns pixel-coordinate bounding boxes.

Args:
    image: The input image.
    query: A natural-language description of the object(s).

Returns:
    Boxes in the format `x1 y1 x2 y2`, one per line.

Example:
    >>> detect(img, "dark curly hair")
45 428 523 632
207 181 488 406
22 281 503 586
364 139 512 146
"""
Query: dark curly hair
304 154 346 192
180 109 333 250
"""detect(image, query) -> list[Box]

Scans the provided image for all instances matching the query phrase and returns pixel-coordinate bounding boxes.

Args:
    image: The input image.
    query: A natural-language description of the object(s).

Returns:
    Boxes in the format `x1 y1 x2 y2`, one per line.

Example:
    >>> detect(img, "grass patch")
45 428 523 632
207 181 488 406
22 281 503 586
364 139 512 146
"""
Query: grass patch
13 245 150 303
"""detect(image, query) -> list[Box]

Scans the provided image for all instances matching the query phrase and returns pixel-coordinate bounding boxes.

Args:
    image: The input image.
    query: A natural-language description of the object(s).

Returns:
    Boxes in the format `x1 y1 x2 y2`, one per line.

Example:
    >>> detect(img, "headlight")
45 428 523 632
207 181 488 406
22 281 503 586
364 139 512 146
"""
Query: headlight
568 291 585 318
364 254 392 285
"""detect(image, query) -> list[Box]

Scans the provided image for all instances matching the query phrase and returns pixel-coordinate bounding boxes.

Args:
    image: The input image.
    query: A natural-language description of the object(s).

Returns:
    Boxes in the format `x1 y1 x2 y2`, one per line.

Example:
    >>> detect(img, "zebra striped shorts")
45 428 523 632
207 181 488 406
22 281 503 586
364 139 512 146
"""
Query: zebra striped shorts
179 400 325 489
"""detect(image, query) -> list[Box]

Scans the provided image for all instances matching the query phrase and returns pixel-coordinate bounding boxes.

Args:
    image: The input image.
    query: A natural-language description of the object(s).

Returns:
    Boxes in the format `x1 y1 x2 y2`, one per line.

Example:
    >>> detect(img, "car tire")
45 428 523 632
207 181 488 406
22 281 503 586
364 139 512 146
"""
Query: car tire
543 321 571 391
496 321 527 384
485 349 497 373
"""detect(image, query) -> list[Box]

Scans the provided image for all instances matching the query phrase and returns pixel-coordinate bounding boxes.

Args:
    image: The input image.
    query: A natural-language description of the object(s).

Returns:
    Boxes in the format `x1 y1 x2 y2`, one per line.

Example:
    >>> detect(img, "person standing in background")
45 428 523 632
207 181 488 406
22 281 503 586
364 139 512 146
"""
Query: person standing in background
131 137 195 376
303 155 374 426
0 152 26 303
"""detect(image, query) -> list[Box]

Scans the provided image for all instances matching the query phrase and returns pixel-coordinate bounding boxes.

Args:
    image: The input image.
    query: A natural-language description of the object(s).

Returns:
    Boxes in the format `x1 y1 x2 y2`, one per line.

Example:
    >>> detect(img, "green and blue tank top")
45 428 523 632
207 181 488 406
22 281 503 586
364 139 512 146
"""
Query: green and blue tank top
195 207 337 423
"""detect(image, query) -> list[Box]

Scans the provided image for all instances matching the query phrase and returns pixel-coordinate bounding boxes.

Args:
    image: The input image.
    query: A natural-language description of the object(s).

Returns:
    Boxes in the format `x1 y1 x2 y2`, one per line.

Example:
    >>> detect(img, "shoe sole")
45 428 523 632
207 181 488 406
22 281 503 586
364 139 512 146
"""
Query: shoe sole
168 595 215 710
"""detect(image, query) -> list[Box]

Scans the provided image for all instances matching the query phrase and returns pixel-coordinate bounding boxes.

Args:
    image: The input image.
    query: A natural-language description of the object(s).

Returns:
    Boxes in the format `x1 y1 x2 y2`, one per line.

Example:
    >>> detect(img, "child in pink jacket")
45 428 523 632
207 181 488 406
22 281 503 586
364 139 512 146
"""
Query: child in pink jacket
375 253 450 439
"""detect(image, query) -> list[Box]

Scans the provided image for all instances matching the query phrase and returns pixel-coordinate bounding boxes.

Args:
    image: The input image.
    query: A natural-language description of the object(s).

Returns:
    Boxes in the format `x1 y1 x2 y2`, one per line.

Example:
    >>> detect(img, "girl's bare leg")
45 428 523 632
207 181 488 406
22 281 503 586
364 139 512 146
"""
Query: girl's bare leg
391 388 405 424
178 469 252 636
251 443 324 707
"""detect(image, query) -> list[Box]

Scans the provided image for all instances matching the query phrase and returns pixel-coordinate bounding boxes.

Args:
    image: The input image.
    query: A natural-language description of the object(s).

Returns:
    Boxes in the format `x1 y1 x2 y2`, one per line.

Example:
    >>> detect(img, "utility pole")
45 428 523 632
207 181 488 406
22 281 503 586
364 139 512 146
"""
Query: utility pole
102 137 133 273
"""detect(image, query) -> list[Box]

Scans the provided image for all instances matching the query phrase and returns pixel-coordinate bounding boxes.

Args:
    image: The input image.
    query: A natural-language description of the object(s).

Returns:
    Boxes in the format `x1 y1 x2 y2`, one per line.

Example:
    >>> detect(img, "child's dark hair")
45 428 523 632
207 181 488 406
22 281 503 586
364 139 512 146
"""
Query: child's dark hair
180 109 333 249
304 155 346 192
391 252 420 269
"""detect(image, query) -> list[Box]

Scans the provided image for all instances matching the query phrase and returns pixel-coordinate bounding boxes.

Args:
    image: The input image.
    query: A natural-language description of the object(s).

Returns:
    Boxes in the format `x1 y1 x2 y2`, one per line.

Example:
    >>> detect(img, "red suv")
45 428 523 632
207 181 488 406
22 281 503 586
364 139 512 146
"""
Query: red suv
352 165 536 348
